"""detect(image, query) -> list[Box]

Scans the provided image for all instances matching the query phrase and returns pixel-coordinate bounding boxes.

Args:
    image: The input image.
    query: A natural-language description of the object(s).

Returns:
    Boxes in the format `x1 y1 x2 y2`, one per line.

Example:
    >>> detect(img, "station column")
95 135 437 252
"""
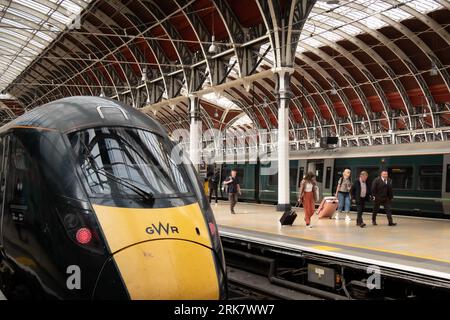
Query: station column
189 94 201 171
274 67 294 212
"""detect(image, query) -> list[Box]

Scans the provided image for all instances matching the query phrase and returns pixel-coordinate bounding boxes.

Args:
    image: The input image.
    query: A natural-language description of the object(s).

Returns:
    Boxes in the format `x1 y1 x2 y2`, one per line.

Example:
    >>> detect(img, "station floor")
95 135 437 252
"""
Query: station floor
211 201 450 281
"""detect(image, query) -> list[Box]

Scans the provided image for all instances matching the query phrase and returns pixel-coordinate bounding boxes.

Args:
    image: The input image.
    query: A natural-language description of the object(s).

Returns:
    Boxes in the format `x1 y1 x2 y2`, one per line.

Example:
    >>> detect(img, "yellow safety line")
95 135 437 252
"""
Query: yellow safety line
219 224 450 265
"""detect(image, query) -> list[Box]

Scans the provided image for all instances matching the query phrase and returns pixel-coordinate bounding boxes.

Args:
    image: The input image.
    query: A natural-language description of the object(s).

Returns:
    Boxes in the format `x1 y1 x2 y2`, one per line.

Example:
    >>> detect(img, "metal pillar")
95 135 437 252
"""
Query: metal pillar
274 67 294 212
189 95 201 170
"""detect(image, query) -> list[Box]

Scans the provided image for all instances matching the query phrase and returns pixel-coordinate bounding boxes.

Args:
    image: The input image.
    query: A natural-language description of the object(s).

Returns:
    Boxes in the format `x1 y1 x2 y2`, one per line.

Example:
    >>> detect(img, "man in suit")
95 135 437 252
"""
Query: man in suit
371 170 397 226
351 171 371 228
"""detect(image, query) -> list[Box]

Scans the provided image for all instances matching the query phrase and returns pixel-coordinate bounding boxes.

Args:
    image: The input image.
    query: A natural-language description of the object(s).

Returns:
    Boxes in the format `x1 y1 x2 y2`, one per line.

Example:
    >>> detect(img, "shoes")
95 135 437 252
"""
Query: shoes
372 221 378 226
360 223 366 228
388 222 397 226
334 213 340 220
306 224 312 229
214 203 218 207
231 211 236 214
345 215 351 222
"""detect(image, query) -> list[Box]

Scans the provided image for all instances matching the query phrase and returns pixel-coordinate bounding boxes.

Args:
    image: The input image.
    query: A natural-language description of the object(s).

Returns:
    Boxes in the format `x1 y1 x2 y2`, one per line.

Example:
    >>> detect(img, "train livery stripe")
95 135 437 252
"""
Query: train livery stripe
93 203 220 299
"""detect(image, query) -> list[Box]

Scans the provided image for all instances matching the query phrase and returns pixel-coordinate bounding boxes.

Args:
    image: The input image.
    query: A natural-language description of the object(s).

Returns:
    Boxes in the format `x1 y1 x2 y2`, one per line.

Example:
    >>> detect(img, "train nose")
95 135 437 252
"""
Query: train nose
92 203 222 299
109 240 220 299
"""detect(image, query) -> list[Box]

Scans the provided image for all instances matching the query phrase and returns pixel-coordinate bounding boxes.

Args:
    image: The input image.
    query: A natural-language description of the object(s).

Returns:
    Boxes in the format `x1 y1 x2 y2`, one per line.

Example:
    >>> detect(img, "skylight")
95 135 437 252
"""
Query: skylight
0 0 91 92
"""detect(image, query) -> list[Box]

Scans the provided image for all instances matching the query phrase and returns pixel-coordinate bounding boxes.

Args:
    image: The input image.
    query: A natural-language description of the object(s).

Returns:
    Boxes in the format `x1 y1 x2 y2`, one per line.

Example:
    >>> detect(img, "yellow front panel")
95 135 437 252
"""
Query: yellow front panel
93 203 220 300
114 241 219 299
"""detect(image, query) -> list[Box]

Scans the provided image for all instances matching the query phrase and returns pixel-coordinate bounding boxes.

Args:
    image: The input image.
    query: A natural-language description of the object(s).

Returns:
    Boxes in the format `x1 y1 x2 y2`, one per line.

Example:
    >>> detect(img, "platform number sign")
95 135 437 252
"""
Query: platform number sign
66 265 81 290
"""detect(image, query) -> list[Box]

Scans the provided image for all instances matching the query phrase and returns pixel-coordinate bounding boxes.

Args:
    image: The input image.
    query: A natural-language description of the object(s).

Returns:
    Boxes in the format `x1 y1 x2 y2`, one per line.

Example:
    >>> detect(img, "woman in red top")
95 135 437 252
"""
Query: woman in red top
298 172 319 228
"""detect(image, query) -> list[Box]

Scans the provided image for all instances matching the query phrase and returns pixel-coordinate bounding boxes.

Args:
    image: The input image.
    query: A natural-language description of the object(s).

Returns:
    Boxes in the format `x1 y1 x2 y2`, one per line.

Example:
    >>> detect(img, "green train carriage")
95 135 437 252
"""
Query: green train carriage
216 141 450 218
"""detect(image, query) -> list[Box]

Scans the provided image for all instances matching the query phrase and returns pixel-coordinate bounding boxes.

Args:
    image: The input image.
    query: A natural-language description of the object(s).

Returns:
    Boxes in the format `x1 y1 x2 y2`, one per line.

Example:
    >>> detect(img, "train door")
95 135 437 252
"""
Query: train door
306 160 324 201
322 158 334 198
443 154 450 215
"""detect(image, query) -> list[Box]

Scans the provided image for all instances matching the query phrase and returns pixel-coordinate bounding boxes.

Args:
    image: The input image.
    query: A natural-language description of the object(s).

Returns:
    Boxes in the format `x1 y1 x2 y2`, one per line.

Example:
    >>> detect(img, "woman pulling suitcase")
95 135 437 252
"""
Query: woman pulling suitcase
298 172 319 228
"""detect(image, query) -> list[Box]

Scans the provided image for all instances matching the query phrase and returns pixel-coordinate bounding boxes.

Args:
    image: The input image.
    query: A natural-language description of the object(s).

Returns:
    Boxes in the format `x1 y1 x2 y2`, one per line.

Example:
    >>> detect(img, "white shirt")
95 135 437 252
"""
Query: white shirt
304 182 313 192
360 178 367 198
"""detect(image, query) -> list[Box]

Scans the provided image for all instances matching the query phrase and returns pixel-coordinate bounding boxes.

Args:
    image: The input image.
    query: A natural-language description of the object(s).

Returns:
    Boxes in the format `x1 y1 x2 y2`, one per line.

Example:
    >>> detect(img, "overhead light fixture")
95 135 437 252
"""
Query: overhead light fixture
430 62 438 76
99 90 105 97
214 111 219 118
330 83 338 95
208 35 217 54
209 9 217 54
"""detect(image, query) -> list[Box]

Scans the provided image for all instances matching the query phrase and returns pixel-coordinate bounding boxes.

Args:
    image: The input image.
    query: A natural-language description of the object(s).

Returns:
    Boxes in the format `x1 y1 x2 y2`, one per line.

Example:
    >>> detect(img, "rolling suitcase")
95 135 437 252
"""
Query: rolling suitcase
317 196 339 219
279 202 299 225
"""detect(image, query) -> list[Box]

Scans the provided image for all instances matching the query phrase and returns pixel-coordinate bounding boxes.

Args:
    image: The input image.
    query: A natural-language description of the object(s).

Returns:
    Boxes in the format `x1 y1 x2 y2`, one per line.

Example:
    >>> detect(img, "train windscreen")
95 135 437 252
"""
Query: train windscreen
68 127 194 198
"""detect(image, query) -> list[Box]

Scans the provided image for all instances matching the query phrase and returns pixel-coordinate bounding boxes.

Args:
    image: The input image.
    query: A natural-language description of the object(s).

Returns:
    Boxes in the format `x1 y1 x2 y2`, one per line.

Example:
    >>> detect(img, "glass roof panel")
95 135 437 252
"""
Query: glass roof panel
299 0 436 54
406 0 442 13
0 0 92 92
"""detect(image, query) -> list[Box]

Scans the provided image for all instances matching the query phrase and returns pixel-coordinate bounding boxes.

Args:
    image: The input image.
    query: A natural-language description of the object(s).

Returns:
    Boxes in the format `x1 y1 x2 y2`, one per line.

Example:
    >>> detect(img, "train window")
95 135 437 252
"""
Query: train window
388 167 413 189
69 127 194 197
268 173 277 186
446 165 450 193
418 166 442 190
298 167 304 185
290 167 298 189
315 163 324 183
325 167 331 189
332 167 344 191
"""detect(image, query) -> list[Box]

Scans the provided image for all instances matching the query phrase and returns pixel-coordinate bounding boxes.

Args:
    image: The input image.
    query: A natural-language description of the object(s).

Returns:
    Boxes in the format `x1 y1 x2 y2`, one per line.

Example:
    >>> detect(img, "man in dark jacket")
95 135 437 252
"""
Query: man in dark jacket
351 171 371 228
223 169 241 214
371 170 397 226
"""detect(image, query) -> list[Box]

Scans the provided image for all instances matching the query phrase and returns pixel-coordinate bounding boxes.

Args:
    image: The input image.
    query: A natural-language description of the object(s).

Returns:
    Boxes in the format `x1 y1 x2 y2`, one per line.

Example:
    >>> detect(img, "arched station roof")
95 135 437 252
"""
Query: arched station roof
1 0 449 146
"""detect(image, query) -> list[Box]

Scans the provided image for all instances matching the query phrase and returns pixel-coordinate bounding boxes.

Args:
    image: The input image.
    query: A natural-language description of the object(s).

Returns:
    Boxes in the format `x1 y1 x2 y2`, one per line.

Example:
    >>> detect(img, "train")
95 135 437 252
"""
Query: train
214 141 450 219
0 96 226 299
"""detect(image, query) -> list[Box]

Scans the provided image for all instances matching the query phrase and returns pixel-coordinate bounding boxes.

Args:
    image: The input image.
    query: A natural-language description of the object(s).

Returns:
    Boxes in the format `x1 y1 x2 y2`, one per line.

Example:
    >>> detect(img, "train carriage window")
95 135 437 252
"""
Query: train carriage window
268 173 277 186
290 167 298 189
418 166 442 190
446 165 450 193
325 167 331 189
332 167 345 191
388 167 413 189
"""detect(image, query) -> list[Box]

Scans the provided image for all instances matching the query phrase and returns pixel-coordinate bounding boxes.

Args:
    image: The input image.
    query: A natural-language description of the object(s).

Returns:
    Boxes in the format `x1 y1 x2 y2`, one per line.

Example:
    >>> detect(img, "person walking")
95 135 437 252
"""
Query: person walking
208 168 220 206
298 172 319 228
223 169 241 214
371 170 397 226
334 169 352 221
351 171 371 228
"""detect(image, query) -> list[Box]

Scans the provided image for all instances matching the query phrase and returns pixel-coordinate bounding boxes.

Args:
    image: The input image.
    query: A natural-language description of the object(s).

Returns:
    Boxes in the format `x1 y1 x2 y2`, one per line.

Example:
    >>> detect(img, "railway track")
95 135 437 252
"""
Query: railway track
227 267 322 300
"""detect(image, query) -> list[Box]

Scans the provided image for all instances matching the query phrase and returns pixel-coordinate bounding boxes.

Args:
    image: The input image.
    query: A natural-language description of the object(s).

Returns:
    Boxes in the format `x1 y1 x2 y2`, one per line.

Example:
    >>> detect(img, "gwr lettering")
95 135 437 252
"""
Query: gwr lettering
146 222 179 236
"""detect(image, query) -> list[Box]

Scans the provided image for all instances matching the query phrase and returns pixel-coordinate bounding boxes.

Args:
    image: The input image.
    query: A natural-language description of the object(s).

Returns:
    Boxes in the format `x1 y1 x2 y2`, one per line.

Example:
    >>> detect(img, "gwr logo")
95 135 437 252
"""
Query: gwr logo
146 222 179 236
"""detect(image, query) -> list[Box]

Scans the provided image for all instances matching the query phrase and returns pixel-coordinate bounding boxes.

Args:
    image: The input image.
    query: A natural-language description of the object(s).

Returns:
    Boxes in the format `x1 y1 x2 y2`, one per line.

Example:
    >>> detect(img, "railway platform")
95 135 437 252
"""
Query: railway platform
213 201 450 284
